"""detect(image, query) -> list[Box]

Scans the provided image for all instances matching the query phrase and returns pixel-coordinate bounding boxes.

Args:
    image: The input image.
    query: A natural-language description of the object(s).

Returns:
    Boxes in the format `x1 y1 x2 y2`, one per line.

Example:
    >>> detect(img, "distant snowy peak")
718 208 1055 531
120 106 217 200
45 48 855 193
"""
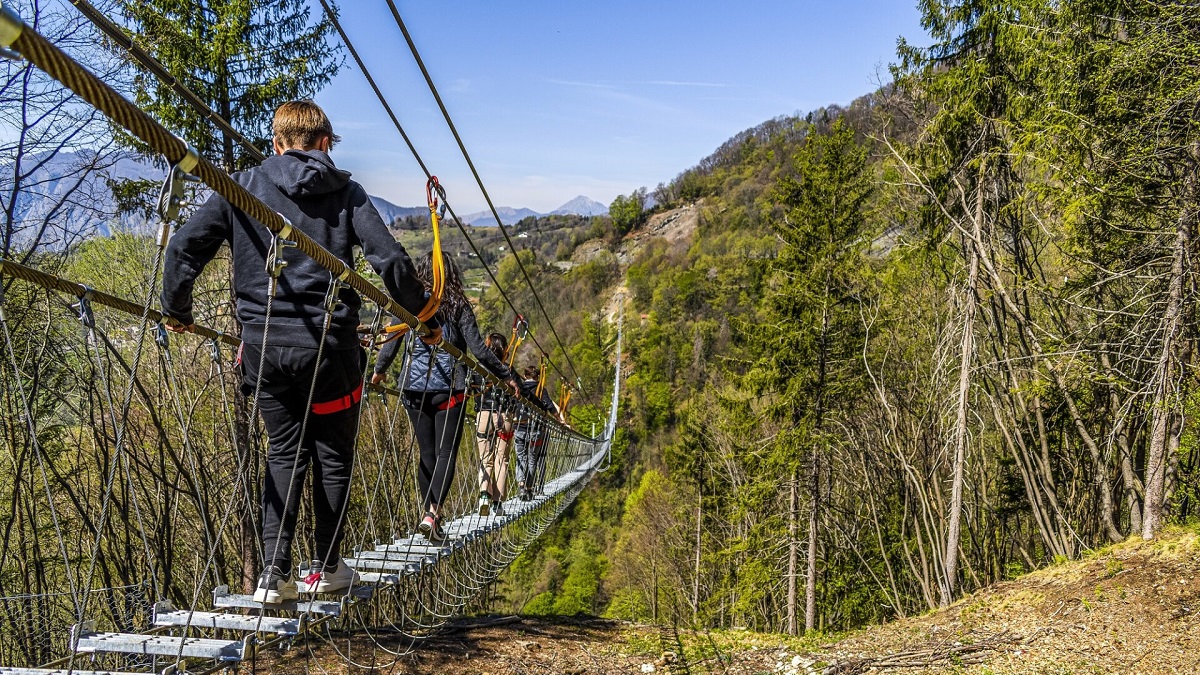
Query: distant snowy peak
550 195 609 217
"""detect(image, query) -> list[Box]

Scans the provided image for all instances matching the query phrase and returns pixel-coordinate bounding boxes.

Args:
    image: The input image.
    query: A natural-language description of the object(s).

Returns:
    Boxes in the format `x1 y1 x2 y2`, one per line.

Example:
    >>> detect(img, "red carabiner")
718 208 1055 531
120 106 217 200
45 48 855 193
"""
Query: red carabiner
426 176 440 210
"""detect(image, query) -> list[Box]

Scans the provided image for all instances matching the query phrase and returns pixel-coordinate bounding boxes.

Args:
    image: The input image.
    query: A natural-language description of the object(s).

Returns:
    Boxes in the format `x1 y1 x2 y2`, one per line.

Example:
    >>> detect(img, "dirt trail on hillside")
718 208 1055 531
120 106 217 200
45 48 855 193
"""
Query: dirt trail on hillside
817 530 1200 673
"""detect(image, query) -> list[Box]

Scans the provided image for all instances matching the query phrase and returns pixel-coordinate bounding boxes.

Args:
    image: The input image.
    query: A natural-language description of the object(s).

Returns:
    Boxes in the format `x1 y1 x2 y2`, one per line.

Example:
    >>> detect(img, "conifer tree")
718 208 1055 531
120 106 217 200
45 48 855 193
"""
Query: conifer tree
746 118 873 633
119 0 341 171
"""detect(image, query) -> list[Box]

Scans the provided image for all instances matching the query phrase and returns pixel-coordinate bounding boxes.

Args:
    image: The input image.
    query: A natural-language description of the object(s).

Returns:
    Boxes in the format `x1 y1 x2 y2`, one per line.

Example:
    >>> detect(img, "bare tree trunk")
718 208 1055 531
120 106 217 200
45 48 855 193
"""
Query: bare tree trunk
943 166 983 607
693 470 702 626
804 459 818 632
1143 198 1193 538
787 473 798 635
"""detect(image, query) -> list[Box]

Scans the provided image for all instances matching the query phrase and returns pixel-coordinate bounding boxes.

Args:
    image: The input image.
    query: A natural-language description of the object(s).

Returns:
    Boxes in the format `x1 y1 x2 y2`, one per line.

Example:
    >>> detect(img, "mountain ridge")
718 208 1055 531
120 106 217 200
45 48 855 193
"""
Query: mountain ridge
14 152 610 231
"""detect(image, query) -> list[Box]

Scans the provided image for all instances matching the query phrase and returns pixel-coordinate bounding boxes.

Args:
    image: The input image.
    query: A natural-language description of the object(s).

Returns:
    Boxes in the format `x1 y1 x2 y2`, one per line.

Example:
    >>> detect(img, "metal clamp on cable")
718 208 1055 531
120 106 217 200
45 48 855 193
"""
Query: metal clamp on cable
322 272 350 315
73 288 96 330
154 323 169 349
209 337 222 363
265 221 298 295
156 143 201 231
0 2 26 61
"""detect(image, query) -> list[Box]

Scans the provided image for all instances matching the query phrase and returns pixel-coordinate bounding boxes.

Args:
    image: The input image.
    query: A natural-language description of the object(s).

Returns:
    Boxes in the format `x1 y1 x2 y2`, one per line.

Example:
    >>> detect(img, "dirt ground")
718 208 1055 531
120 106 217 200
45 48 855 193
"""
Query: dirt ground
266 616 793 674
264 528 1200 674
819 528 1200 674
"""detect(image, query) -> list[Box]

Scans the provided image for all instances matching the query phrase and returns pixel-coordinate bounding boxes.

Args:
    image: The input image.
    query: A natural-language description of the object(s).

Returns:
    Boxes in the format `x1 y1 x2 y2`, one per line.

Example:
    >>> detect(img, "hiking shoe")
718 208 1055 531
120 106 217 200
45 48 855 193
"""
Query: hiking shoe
252 566 297 605
519 489 532 502
300 560 357 594
492 501 505 517
418 513 447 543
478 493 491 517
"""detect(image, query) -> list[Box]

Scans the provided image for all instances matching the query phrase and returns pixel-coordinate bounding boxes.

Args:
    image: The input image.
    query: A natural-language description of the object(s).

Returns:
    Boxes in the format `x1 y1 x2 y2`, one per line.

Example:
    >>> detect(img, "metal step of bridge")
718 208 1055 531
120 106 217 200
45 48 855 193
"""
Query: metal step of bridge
70 622 246 662
210 585 341 615
152 602 301 635
383 535 465 552
342 556 427 574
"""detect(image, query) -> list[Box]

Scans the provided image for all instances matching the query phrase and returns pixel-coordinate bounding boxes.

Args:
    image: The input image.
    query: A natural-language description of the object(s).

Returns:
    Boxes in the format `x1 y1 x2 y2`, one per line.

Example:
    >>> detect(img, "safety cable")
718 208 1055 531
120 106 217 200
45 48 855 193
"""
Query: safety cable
381 0 586 391
74 0 592 409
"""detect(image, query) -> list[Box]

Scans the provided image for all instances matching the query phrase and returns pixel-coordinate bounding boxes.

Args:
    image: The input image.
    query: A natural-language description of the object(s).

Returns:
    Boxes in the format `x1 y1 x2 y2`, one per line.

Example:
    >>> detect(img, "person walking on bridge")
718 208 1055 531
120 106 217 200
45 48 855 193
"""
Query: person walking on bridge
474 332 515 516
513 364 560 501
161 101 436 604
371 253 518 541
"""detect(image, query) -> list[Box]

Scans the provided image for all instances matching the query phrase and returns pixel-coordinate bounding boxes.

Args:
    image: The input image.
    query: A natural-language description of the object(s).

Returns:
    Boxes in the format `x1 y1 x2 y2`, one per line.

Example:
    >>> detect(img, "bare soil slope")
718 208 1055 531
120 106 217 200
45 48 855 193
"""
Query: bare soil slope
818 526 1200 674
276 527 1200 674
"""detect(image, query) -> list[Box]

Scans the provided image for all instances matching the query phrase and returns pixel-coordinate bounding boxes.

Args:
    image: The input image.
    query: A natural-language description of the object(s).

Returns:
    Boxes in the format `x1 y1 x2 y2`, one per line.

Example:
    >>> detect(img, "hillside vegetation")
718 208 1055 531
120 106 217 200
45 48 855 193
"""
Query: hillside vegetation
476 0 1200 648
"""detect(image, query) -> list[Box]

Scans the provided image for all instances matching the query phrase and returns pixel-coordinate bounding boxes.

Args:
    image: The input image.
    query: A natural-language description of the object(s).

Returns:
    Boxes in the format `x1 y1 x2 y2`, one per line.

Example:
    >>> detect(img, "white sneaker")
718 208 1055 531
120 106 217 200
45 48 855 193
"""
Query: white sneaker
252 566 298 604
300 560 357 594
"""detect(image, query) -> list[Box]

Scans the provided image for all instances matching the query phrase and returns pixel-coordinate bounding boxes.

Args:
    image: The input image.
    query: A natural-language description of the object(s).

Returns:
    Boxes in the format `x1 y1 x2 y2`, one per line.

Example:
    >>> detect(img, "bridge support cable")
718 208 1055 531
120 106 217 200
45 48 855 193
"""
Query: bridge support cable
381 0 587 391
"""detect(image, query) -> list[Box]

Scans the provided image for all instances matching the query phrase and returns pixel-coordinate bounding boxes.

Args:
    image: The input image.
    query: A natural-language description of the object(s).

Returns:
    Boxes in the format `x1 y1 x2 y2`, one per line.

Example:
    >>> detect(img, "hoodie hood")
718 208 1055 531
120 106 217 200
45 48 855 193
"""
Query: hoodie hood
260 149 351 197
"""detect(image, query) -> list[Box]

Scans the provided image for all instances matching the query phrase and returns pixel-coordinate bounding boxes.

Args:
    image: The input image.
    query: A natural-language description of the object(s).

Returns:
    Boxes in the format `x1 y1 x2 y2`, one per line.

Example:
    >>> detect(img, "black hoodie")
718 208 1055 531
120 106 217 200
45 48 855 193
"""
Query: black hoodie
162 149 430 350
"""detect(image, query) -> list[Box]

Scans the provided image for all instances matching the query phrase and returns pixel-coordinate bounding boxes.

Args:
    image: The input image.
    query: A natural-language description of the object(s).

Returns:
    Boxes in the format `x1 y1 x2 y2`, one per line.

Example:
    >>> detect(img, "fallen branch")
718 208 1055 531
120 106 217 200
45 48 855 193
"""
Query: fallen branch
823 631 1022 674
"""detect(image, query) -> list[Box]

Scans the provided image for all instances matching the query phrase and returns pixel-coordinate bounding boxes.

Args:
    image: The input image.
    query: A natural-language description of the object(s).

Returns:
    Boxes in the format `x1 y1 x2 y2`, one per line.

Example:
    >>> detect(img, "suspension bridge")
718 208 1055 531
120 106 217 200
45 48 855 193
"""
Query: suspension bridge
0 1 622 672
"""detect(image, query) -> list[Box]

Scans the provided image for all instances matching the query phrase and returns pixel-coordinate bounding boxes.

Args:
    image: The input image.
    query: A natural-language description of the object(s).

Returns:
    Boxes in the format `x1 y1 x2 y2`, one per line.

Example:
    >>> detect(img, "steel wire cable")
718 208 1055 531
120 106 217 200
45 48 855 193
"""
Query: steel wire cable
313 0 586 402
381 0 586 393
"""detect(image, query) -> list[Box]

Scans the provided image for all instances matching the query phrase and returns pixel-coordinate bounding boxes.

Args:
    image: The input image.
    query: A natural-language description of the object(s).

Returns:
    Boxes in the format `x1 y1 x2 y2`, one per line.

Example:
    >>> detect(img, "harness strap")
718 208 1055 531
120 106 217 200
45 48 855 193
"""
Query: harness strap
437 392 466 411
311 381 363 415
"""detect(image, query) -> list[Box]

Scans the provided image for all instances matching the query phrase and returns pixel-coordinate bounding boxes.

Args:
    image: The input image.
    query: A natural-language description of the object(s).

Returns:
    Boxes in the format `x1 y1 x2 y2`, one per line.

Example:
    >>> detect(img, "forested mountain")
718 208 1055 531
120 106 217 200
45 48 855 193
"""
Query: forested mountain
489 0 1200 638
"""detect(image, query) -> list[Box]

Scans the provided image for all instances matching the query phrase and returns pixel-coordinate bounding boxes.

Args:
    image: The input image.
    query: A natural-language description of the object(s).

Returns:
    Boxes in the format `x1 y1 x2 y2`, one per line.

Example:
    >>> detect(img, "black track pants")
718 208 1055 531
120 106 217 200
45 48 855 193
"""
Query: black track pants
242 344 364 574
403 390 467 511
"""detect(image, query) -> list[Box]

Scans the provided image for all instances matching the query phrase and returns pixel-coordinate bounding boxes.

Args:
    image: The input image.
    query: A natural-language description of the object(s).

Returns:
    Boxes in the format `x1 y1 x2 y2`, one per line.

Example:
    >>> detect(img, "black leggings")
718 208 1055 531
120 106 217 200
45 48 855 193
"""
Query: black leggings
242 344 364 573
403 390 467 511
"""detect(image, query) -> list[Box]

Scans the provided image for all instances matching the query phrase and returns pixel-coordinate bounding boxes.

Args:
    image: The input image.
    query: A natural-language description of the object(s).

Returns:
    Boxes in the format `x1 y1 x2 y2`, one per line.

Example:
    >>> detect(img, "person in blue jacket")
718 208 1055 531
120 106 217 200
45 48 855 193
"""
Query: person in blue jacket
371 253 518 541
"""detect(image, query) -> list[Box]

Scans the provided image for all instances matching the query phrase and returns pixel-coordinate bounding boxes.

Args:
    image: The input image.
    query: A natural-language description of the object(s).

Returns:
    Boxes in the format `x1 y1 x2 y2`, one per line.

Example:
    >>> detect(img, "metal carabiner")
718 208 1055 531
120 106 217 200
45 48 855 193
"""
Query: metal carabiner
156 144 201 228
74 288 96 330
265 222 298 295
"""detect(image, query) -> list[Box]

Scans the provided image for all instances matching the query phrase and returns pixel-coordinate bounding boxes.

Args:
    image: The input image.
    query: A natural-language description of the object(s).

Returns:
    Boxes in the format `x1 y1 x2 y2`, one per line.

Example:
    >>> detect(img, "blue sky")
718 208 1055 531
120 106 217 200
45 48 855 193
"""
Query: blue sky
314 1 927 214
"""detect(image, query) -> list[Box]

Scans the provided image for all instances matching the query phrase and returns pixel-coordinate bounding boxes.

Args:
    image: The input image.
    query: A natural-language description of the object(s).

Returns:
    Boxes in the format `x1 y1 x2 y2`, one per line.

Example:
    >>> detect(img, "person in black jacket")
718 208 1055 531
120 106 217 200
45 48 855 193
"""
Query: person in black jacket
161 101 436 604
371 253 518 541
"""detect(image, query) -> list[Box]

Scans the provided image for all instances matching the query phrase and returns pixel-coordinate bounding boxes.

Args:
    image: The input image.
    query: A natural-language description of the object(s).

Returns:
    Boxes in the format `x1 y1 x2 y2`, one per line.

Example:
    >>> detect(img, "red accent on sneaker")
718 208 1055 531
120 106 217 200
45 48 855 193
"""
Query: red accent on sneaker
303 571 323 586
